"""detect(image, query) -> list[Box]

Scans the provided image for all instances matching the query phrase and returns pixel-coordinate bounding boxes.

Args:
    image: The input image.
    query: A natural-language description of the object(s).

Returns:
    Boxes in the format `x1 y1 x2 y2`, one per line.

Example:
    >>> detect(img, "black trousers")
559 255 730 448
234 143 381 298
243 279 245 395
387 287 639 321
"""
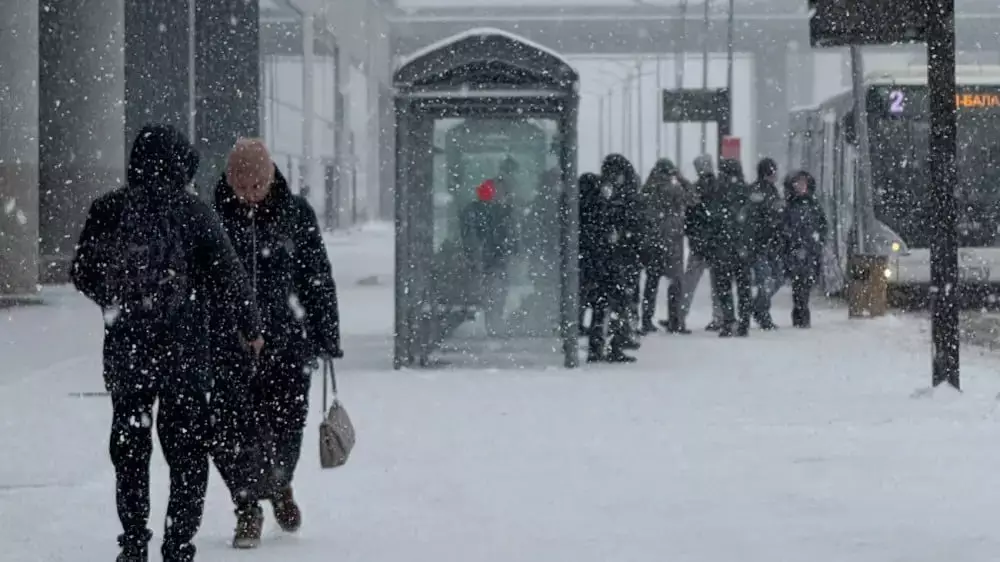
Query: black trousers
791 275 814 324
710 265 753 329
211 351 310 508
111 383 210 560
641 266 683 325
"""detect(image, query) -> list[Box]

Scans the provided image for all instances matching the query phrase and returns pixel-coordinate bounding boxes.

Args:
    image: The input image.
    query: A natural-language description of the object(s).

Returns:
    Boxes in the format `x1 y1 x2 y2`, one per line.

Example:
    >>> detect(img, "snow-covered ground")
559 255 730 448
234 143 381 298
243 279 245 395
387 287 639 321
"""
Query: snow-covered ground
4 225 1000 561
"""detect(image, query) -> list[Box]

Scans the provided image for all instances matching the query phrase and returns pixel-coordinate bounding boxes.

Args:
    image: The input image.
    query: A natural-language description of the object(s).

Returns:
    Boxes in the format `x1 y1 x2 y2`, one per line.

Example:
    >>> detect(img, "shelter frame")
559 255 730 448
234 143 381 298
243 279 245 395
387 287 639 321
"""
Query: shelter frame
392 29 581 369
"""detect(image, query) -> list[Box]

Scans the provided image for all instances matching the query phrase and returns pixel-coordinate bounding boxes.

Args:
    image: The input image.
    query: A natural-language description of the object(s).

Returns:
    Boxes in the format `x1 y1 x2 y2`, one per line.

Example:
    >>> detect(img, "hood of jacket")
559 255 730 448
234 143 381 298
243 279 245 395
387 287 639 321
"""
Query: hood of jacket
719 158 744 183
600 153 639 194
784 170 818 201
126 124 199 196
215 164 293 222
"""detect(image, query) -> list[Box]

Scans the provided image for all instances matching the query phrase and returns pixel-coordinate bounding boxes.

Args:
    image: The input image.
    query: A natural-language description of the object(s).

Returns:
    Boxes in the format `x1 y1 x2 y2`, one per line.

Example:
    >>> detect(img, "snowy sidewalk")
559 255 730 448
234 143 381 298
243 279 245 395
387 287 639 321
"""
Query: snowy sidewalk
7 231 1000 561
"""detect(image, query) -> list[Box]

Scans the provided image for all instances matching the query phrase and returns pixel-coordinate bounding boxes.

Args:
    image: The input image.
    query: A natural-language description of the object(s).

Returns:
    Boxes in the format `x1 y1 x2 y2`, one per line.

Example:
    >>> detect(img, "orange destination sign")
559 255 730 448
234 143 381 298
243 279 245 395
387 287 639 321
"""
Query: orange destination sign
956 93 1000 108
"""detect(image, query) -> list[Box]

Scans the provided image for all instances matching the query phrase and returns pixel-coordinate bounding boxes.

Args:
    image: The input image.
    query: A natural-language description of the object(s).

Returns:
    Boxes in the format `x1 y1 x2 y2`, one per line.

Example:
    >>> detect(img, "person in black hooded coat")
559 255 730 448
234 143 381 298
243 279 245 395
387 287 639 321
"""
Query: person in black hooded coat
71 124 263 562
783 170 828 328
588 154 643 362
578 172 610 330
704 158 753 337
210 139 342 547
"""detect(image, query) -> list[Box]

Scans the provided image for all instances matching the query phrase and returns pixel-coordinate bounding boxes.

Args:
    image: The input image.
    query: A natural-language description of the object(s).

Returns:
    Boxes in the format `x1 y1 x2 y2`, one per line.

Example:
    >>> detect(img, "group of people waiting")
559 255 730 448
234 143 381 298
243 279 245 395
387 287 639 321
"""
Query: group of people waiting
71 125 343 562
580 153 828 363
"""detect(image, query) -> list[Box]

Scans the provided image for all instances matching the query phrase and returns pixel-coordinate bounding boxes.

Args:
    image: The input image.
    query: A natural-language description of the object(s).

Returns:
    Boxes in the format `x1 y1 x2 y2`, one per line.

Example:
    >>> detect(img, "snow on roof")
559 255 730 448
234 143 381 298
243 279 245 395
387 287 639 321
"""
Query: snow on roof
396 27 572 72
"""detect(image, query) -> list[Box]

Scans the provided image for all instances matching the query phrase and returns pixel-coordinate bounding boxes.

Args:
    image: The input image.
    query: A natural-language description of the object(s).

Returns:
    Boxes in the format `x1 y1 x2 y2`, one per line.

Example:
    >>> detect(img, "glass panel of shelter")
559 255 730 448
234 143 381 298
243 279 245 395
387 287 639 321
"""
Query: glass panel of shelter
428 116 564 345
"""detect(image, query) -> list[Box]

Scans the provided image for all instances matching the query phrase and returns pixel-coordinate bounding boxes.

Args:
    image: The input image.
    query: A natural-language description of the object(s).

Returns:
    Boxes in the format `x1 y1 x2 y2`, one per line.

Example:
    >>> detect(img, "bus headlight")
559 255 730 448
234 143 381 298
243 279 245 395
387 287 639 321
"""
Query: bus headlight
891 241 901 252
884 267 893 279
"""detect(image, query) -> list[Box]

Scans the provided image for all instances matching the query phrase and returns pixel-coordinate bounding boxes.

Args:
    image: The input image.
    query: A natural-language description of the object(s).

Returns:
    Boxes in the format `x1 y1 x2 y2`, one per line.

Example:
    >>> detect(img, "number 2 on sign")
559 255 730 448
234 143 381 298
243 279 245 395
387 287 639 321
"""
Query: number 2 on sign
889 90 905 113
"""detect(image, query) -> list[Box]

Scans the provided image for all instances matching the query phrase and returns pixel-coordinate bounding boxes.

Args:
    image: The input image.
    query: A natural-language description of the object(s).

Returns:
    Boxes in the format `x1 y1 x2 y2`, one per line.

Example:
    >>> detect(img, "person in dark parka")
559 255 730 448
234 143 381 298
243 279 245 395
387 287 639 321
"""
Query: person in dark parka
590 154 643 362
745 157 785 329
704 158 753 337
579 172 610 331
71 124 264 562
639 158 698 333
211 139 342 548
783 170 827 328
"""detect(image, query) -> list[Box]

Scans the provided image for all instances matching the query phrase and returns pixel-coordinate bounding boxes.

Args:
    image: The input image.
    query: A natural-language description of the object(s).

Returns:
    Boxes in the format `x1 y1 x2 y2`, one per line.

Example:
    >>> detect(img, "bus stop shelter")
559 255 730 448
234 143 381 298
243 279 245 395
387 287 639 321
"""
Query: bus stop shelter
392 29 581 369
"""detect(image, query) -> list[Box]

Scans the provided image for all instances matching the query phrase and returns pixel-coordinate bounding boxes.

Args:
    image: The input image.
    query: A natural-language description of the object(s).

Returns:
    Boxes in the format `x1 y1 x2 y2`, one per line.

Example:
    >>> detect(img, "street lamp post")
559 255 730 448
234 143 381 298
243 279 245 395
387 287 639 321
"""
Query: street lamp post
636 59 645 173
674 0 688 166
656 54 663 160
700 0 711 155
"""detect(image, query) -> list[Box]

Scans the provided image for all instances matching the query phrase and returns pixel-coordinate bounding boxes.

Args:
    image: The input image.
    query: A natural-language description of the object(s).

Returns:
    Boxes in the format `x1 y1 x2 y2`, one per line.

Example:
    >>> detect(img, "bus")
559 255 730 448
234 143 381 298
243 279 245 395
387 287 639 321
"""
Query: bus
788 65 1000 302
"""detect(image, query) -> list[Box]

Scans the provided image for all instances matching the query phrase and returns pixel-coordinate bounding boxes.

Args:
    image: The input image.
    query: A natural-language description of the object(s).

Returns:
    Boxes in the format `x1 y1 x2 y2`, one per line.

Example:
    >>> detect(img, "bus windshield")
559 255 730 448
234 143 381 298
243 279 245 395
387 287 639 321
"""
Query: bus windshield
869 116 1000 248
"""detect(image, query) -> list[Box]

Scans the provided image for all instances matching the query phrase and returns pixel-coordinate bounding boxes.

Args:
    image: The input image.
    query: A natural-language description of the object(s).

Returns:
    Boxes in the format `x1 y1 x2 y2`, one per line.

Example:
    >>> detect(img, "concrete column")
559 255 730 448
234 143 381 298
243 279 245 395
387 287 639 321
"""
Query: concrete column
787 42 815 109
335 46 352 228
753 44 789 172
194 0 260 192
302 12 316 200
124 0 193 153
38 0 126 282
0 0 40 294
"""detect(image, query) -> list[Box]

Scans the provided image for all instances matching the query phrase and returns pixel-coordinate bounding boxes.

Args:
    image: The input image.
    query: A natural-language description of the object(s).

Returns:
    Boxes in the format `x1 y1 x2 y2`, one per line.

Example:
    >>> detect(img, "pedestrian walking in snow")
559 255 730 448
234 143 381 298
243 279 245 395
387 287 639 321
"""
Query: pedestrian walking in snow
71 124 264 562
210 138 342 549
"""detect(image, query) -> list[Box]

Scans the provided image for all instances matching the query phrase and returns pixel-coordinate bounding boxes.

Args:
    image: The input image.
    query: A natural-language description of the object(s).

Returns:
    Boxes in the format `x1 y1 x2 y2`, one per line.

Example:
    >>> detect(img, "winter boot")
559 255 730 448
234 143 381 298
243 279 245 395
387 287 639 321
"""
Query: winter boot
271 486 302 533
718 323 734 338
705 321 721 332
640 317 658 334
586 328 606 363
161 542 196 562
232 505 264 549
791 308 803 327
116 546 148 562
735 321 750 337
116 529 151 562
757 316 778 330
798 308 811 328
606 344 637 363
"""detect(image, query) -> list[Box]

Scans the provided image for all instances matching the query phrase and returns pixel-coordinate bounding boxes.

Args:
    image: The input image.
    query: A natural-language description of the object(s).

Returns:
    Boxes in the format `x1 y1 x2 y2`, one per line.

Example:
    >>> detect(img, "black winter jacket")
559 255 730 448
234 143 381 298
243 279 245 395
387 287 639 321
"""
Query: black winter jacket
72 124 262 394
701 174 750 271
685 173 717 259
744 178 785 262
783 172 828 282
213 168 341 362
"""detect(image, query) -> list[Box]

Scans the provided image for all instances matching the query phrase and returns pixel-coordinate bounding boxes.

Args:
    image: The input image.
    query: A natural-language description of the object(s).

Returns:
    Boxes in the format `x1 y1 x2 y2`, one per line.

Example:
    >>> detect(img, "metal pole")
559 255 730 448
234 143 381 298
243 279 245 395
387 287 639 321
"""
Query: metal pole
927 0 959 389
725 0 735 156
636 60 645 173
302 11 316 198
849 47 873 256
601 87 615 152
656 54 663 159
674 0 688 166
598 95 606 157
700 0 711 154
621 80 628 154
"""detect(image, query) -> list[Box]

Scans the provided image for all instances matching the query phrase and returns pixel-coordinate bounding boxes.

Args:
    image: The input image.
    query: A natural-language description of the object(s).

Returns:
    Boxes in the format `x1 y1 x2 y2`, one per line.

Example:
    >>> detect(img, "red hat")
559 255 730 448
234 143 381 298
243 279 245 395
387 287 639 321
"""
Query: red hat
476 179 497 202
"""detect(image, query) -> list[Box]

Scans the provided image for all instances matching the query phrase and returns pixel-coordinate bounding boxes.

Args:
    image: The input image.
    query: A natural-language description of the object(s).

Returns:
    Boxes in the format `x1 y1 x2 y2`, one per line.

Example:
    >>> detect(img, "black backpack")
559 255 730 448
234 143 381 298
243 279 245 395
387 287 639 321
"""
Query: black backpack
105 198 191 328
